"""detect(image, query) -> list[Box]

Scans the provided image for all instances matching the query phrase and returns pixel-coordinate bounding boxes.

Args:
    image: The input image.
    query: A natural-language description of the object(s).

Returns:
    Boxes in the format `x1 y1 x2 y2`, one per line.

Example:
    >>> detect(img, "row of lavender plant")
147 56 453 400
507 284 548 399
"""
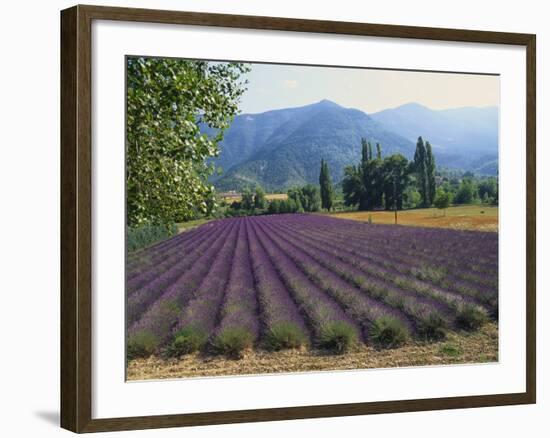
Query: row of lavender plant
245 218 310 351
126 222 203 267
168 220 242 355
253 220 414 346
269 217 497 313
278 215 497 292
209 218 261 356
126 221 232 324
256 218 457 338
127 219 240 357
295 215 498 275
262 217 488 327
280 218 496 302
250 219 362 351
126 220 230 297
126 221 225 280
279 215 498 286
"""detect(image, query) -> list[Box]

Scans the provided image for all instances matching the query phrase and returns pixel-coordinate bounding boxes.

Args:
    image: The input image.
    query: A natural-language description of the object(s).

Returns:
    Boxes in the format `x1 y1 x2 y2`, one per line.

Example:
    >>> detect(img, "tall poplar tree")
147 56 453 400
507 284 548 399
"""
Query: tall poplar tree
414 136 429 207
319 159 334 211
425 141 436 205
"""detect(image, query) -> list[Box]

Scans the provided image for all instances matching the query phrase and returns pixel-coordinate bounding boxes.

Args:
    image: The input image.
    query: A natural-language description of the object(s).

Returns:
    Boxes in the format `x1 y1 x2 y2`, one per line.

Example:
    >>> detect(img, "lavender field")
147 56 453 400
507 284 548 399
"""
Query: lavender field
126 214 498 362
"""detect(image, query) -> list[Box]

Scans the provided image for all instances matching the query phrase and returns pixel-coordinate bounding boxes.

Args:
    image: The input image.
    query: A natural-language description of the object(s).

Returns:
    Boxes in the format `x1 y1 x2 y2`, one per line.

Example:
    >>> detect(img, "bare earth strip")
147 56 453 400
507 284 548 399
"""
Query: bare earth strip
127 322 498 380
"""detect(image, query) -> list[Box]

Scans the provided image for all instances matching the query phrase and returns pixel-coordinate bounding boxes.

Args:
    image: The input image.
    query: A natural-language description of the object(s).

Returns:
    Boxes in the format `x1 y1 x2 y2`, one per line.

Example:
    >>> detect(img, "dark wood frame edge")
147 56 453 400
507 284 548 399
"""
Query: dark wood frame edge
60 4 536 433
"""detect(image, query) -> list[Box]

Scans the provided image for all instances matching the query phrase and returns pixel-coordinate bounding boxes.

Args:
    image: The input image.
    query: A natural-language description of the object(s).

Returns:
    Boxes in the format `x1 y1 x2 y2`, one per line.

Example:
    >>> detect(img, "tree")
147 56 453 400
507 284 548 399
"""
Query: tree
382 154 410 211
319 159 334 211
253 186 266 209
414 136 429 207
342 164 364 208
343 141 397 211
126 57 249 226
434 188 453 215
288 185 321 212
454 178 478 204
477 177 498 204
241 189 254 210
425 141 436 205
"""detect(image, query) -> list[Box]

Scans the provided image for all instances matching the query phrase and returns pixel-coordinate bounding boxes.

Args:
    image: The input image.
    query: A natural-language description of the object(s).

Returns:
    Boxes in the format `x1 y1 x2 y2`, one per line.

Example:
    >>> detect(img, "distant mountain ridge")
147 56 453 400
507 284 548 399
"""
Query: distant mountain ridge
370 102 498 170
209 100 498 191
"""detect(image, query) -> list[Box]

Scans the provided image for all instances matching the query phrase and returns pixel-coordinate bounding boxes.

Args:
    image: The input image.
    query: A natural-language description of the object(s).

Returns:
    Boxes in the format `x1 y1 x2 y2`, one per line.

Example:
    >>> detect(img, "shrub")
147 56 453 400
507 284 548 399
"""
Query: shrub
127 223 178 252
369 316 409 348
455 303 488 331
264 322 307 351
165 327 208 358
318 321 358 354
212 327 255 359
127 331 157 360
417 313 447 341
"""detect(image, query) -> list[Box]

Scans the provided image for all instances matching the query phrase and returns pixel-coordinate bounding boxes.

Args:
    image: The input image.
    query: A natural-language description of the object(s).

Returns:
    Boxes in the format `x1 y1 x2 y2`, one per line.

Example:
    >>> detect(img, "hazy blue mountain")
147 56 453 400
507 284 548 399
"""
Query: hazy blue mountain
210 100 499 191
370 102 498 171
212 100 414 191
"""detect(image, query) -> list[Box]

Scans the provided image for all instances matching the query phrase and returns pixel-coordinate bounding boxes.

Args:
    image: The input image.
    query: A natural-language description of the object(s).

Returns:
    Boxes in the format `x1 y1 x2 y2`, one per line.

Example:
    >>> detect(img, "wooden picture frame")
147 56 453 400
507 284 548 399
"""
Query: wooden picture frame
60 4 536 433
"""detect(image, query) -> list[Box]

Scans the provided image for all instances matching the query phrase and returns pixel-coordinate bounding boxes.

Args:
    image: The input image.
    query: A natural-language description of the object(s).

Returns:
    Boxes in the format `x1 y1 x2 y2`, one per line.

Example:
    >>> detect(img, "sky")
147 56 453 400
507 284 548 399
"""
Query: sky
237 62 499 115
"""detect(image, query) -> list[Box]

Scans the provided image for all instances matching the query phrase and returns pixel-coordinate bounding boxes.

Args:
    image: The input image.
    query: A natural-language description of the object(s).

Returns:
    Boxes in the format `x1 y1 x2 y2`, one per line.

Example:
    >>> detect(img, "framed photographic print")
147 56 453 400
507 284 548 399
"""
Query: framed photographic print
60 4 536 433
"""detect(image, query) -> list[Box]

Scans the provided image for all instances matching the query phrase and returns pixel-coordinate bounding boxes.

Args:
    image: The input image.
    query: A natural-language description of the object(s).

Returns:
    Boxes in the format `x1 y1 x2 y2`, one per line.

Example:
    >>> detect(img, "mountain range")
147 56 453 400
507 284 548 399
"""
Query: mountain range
207 100 498 191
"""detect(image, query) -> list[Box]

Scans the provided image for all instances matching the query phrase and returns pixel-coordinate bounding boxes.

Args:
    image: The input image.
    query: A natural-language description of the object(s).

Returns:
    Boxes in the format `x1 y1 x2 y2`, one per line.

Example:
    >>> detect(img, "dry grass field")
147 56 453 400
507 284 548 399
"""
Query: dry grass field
220 193 288 203
127 322 498 380
329 205 498 232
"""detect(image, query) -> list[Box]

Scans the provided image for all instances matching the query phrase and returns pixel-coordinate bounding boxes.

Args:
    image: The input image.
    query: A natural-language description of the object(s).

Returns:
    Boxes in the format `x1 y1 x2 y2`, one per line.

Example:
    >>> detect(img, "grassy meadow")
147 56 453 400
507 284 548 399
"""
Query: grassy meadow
328 205 498 232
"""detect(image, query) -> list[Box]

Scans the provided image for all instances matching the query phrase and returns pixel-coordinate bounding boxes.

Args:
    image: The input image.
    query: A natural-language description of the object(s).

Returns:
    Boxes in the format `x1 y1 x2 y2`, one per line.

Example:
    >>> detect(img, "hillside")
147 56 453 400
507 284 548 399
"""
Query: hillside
210 100 499 191
371 102 498 171
213 100 414 191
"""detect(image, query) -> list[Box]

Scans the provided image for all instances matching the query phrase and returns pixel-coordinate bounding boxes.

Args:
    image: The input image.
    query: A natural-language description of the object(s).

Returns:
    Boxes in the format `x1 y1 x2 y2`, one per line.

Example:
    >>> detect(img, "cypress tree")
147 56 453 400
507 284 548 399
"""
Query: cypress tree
414 136 429 207
361 138 369 165
376 143 382 160
319 159 334 211
425 141 436 205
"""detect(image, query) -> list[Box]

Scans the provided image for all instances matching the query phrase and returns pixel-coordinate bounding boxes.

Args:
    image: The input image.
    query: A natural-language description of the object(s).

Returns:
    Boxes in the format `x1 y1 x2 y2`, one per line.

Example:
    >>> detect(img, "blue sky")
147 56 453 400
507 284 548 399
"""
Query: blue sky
237 62 499 115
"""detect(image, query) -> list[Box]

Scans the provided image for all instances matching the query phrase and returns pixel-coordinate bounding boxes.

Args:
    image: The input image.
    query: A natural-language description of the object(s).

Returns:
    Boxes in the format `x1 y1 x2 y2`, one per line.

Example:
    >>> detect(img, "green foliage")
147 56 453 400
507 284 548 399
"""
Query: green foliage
319 159 334 211
264 322 307 351
287 184 321 212
126 223 178 252
434 188 453 211
369 316 410 348
343 140 411 211
254 186 267 209
477 177 498 204
455 303 488 331
241 188 255 211
318 321 358 354
382 153 410 211
414 136 436 207
417 313 447 341
342 164 365 207
165 327 209 357
439 343 463 357
454 178 479 204
425 141 436 205
127 331 157 360
126 57 249 226
267 199 281 214
212 327 255 359
403 187 422 209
